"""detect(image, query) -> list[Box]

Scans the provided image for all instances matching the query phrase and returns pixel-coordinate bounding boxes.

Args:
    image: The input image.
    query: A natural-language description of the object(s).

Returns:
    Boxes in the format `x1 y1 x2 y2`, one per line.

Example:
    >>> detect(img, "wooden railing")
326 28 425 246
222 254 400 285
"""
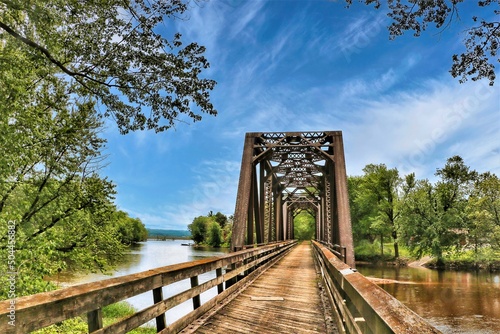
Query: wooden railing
0 240 297 334
312 240 442 334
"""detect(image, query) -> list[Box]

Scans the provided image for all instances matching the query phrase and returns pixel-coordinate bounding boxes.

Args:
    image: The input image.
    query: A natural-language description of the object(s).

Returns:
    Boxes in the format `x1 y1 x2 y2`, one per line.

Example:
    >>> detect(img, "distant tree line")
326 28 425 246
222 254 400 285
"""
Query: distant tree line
188 211 232 247
349 156 500 265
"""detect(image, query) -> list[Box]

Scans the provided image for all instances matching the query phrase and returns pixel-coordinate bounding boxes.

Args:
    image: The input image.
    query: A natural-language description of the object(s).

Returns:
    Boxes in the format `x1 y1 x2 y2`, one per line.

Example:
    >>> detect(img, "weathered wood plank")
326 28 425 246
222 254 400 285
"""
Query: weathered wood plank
191 242 331 334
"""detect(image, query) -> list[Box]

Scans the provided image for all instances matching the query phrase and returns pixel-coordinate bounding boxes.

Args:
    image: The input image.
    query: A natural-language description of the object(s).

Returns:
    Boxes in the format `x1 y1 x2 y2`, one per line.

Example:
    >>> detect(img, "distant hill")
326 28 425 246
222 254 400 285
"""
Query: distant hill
147 228 191 239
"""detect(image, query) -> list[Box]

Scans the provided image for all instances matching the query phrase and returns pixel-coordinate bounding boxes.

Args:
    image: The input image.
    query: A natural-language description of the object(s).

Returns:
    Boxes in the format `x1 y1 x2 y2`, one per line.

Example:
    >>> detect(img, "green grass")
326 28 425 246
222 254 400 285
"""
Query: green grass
438 246 500 270
354 240 413 263
33 302 156 334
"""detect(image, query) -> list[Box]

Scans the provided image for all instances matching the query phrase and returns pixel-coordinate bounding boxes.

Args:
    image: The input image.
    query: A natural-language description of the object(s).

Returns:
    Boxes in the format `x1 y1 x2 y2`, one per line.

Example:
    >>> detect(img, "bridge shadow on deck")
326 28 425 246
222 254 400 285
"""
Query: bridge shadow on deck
186 242 336 334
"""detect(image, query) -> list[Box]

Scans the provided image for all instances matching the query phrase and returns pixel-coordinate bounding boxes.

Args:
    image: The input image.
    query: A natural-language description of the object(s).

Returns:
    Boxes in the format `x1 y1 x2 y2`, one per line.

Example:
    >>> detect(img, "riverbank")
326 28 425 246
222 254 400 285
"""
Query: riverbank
357 255 500 272
355 242 500 272
424 259 500 272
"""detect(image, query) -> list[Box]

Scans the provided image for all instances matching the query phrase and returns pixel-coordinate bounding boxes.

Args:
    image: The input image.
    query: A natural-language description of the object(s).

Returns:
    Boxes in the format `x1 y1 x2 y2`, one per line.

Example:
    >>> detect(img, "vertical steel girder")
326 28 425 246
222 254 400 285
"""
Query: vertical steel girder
230 131 355 268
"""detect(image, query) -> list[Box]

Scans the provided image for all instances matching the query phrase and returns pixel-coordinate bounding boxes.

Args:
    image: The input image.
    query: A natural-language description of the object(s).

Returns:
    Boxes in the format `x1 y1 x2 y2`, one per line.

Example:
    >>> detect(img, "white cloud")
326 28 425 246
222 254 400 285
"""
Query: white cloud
228 1 266 39
337 79 498 178
329 11 387 63
130 159 241 229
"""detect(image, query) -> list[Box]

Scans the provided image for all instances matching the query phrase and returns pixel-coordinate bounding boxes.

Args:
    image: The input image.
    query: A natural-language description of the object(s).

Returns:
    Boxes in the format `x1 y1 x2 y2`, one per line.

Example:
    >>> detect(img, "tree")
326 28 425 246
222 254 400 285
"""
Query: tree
346 0 499 85
293 211 315 240
466 172 500 254
0 102 125 297
188 216 210 244
0 0 217 134
357 164 403 257
349 176 376 243
207 221 222 247
214 212 228 229
400 156 478 263
112 211 148 245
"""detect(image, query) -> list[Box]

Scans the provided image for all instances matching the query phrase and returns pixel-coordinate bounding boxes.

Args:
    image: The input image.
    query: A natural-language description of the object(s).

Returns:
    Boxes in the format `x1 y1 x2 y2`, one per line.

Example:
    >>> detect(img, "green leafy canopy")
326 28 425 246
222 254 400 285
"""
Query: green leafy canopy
0 0 217 133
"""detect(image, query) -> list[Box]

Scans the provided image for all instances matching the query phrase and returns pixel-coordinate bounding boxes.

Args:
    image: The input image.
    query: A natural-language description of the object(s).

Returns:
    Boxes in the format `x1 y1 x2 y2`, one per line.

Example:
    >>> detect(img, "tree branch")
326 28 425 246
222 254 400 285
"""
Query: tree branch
0 20 138 92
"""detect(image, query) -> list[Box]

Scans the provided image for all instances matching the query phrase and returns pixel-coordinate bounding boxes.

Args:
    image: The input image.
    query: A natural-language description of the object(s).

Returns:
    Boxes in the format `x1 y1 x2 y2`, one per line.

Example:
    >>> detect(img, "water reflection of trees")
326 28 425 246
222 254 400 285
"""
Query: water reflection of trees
362 266 500 332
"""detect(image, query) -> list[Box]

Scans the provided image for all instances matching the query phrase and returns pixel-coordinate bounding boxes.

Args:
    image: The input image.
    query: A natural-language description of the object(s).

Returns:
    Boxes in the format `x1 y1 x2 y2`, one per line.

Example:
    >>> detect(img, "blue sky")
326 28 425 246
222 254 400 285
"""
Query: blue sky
102 0 499 230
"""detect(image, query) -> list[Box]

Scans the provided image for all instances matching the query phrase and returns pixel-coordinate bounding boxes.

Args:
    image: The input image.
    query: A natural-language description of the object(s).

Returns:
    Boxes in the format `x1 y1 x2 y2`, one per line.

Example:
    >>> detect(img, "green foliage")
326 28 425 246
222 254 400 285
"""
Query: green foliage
346 0 499 85
0 100 127 298
354 239 389 262
351 156 499 265
112 211 148 245
221 222 233 248
33 302 155 333
349 175 375 243
349 164 403 257
0 0 216 134
188 212 230 247
207 221 222 247
0 70 145 299
33 317 88 334
466 172 500 253
214 211 228 228
188 216 211 244
101 301 136 326
399 156 478 261
294 211 315 240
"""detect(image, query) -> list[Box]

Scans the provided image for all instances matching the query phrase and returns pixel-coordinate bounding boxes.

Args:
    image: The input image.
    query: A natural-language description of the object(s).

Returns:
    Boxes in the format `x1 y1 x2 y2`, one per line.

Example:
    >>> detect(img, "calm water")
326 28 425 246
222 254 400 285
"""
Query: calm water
55 242 500 332
54 240 229 325
356 264 500 333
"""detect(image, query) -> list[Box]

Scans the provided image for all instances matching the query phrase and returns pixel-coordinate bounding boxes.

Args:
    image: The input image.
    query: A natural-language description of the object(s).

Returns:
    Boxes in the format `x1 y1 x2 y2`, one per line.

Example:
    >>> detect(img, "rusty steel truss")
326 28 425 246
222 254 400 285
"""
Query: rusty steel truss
230 131 355 267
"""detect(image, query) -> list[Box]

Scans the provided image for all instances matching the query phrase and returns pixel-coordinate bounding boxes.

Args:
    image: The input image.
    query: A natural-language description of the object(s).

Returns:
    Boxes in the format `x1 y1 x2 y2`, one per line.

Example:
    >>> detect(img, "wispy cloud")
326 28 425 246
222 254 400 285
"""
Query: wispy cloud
228 1 266 39
325 78 498 179
130 159 241 229
328 11 387 63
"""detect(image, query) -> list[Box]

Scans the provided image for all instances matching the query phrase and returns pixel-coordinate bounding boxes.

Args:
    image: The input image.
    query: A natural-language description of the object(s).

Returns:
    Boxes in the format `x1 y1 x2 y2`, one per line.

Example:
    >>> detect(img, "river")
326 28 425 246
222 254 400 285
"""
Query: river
54 240 229 325
55 240 500 332
356 263 500 333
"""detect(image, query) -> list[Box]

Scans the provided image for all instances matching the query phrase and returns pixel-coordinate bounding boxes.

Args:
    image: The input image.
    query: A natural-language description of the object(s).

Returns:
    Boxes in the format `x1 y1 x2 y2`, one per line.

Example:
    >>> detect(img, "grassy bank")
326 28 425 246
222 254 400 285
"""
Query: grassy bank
354 240 411 264
34 302 156 333
355 240 500 271
426 248 500 271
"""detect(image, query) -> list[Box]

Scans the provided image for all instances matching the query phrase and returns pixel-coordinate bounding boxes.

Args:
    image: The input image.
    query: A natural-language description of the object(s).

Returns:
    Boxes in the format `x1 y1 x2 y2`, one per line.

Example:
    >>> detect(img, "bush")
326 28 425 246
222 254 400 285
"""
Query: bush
207 221 222 247
354 240 394 262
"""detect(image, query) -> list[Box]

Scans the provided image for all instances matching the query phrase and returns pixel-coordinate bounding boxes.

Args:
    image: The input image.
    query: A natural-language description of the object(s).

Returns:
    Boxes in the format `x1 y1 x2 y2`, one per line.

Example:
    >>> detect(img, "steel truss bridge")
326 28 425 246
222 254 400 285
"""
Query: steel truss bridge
231 131 355 267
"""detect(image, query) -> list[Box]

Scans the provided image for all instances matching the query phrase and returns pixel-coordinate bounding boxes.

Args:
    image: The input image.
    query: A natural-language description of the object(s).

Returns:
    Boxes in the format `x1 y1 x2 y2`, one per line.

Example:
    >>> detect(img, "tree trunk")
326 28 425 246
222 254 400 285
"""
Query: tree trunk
380 234 384 256
392 230 399 258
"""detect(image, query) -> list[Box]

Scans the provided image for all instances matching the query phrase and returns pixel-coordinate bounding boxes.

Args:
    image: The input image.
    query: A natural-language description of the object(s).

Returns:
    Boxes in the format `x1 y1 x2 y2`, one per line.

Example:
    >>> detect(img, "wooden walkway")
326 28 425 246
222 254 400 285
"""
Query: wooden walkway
190 242 335 333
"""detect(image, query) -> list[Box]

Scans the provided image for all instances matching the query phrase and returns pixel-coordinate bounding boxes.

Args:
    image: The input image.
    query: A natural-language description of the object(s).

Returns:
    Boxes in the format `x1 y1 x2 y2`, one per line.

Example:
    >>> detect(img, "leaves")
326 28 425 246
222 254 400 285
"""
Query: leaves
0 0 217 133
0 79 127 298
348 0 499 85
351 157 499 262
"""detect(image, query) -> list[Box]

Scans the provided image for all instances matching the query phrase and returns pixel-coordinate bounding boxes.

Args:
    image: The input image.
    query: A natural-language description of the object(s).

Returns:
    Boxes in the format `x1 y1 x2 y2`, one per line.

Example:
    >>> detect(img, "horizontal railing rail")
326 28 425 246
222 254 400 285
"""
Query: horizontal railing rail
316 240 347 263
312 240 442 334
0 240 297 334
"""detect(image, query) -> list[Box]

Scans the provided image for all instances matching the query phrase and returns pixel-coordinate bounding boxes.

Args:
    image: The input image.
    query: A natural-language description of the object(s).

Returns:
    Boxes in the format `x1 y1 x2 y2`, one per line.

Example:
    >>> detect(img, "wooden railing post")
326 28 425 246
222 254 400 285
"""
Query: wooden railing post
153 287 166 331
87 308 103 332
190 276 201 309
216 268 224 294
225 263 237 289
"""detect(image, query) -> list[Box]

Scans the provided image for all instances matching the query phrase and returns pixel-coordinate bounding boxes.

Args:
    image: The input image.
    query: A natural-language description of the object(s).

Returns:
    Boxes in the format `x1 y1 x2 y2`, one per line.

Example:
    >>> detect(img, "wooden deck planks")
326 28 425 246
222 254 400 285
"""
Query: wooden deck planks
192 242 332 334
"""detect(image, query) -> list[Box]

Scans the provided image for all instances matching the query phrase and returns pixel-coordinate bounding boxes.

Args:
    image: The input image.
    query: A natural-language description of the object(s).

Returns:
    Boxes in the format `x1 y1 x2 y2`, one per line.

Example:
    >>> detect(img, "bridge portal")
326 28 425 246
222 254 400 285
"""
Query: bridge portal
230 131 355 267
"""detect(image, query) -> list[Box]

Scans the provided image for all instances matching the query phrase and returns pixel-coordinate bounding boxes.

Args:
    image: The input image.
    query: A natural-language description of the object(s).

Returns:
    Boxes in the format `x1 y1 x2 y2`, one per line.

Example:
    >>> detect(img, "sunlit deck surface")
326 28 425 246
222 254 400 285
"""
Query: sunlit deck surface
188 242 335 333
